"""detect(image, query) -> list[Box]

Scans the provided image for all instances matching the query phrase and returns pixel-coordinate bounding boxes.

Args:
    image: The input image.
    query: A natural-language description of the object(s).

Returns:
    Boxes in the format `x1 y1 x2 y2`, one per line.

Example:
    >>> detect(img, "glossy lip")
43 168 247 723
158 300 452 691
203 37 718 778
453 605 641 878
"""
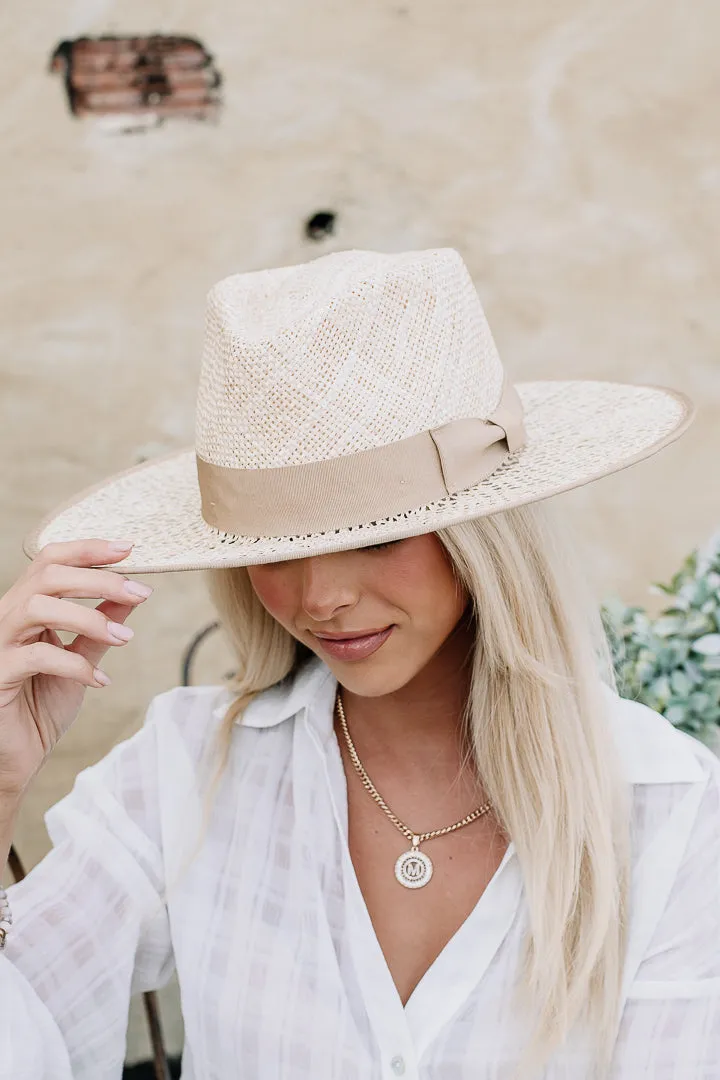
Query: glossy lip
313 627 391 640
311 625 395 661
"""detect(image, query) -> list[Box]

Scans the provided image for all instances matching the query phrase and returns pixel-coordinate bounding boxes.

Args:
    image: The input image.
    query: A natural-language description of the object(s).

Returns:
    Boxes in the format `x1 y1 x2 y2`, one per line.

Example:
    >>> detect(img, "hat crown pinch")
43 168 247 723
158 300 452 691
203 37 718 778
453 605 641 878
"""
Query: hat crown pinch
194 247 506 471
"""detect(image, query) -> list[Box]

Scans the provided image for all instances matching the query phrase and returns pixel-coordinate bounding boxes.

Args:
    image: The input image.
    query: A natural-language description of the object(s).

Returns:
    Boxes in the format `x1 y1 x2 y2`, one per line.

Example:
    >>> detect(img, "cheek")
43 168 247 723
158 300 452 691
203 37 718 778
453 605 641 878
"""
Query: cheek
247 568 294 623
384 541 464 627
413 572 463 629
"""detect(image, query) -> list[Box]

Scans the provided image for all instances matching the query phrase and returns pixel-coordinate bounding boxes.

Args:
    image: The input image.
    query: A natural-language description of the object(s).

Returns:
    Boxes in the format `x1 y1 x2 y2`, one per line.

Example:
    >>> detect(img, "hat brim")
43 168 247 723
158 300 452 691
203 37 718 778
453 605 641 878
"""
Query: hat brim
22 381 693 574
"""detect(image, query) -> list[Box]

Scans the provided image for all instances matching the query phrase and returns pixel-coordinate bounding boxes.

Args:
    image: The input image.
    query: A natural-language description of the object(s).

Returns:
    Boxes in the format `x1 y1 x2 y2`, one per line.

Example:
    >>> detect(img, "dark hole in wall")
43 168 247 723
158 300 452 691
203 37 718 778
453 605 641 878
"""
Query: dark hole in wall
49 34 222 124
305 211 337 240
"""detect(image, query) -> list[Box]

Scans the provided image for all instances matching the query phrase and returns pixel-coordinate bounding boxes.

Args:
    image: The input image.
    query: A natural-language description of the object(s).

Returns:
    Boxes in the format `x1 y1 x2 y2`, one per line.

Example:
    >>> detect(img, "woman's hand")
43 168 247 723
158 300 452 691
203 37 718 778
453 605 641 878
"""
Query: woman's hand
0 539 153 798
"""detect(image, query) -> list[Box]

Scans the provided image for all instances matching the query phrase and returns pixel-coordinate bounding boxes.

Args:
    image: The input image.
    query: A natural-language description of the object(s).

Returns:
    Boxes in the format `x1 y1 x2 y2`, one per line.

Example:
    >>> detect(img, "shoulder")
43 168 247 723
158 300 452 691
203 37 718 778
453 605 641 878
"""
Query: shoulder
137 674 305 769
142 683 228 728
603 687 720 900
137 683 233 763
143 682 227 716
600 682 720 787
599 690 720 981
39 686 231 868
602 686 720 875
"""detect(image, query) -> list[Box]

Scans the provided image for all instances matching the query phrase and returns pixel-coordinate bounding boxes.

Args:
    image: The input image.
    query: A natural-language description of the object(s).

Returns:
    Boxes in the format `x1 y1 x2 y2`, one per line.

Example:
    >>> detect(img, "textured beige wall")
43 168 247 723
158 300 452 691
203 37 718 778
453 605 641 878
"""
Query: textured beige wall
1 0 719 1064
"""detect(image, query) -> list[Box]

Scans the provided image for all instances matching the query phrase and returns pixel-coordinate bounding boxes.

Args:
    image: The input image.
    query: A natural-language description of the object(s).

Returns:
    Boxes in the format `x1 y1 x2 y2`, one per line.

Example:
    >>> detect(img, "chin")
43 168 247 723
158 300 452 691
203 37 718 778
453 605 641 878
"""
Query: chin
333 659 417 699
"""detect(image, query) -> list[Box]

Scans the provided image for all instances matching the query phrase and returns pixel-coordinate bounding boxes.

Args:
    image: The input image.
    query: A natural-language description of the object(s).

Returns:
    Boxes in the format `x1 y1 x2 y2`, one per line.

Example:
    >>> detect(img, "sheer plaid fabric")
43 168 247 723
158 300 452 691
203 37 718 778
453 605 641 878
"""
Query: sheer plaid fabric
2 655 719 1079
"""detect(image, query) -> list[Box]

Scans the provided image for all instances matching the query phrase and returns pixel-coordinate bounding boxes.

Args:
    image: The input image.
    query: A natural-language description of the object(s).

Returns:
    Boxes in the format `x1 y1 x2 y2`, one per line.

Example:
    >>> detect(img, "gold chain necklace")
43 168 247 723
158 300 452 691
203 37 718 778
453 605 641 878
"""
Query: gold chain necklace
335 688 492 889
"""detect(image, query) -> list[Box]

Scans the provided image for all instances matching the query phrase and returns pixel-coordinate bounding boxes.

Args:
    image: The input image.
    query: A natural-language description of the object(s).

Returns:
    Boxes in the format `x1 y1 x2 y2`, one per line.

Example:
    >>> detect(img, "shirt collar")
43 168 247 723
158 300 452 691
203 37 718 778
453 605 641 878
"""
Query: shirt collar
213 653 705 785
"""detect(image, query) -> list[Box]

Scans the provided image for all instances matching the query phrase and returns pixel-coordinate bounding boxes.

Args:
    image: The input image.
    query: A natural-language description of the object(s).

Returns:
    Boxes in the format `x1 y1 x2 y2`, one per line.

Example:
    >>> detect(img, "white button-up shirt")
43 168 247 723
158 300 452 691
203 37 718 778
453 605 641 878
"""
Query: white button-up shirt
2 654 720 1078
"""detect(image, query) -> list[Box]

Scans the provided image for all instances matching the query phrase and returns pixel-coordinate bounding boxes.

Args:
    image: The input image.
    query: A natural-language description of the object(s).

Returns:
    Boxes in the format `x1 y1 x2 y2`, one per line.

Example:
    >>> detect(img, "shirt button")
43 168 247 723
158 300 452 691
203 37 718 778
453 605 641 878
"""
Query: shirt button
390 1056 406 1076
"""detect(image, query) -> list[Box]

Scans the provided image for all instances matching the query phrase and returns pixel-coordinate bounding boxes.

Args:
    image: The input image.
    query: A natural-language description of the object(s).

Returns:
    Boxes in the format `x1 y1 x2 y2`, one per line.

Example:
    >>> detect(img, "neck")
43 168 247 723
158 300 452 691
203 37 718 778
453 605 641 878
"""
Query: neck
337 614 475 767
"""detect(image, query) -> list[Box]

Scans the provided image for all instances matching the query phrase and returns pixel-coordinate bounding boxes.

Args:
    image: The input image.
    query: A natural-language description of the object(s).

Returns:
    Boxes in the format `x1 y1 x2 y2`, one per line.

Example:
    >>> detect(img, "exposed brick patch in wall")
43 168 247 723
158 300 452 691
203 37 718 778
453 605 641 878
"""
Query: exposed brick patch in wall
49 35 222 125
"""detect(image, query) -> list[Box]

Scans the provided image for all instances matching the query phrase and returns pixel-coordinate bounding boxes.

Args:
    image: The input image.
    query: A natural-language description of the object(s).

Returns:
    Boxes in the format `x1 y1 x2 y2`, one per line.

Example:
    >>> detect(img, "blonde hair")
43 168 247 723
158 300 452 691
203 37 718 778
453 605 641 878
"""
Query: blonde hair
180 500 632 1079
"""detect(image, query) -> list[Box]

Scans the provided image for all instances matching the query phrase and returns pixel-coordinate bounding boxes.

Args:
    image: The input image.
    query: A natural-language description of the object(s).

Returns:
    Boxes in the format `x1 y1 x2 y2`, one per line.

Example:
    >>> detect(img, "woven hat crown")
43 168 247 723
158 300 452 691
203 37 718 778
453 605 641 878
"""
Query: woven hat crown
195 247 505 469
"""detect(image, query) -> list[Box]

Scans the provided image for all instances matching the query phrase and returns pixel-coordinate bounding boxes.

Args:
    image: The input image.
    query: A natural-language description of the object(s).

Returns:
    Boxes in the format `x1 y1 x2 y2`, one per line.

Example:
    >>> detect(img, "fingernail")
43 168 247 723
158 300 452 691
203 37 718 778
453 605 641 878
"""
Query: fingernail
124 581 153 599
108 622 134 642
108 541 135 552
93 669 112 686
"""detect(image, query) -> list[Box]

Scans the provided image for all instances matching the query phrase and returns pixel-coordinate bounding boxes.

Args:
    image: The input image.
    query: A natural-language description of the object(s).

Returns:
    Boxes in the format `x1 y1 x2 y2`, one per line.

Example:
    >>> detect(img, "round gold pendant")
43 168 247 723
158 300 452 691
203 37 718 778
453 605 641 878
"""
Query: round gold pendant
394 847 433 889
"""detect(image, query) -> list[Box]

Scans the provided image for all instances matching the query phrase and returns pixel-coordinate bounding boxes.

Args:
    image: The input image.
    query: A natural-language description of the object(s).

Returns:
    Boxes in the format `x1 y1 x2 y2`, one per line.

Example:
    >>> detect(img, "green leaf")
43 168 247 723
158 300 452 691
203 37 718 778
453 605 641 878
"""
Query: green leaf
684 660 705 685
634 659 657 684
602 536 720 745
653 616 686 638
693 634 720 656
656 646 681 671
688 691 712 714
650 674 672 705
663 601 691 614
665 704 688 726
684 613 715 637
650 582 675 596
695 581 714 606
671 670 693 697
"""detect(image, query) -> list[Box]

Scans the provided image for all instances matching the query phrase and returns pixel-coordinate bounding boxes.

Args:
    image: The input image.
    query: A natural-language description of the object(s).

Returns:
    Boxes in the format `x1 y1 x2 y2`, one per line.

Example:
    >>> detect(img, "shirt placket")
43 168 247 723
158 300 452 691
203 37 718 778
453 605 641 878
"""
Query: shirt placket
402 842 523 1060
302 712 420 1080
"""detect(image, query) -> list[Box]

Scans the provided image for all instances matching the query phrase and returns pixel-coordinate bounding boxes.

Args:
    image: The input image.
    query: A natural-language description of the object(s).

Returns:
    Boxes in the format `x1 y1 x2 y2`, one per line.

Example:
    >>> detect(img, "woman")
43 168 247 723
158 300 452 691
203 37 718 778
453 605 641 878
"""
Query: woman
1 247 718 1080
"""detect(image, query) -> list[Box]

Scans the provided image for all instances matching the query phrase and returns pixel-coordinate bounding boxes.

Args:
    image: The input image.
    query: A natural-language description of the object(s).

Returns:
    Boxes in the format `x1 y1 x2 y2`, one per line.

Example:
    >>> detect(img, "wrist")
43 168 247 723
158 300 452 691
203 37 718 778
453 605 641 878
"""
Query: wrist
0 791 23 843
0 769 33 806
0 787 27 816
0 886 11 950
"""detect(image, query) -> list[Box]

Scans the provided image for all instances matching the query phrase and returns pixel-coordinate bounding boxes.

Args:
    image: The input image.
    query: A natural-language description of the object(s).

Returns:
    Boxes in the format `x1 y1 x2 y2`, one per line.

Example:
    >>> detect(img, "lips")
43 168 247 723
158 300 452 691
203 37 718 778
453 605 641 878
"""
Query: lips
312 625 395 661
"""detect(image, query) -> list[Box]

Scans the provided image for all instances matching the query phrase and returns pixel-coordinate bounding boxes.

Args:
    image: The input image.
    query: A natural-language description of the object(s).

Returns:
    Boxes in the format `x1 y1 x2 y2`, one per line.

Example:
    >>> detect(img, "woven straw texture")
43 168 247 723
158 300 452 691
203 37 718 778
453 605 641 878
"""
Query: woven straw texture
196 248 504 468
22 248 693 574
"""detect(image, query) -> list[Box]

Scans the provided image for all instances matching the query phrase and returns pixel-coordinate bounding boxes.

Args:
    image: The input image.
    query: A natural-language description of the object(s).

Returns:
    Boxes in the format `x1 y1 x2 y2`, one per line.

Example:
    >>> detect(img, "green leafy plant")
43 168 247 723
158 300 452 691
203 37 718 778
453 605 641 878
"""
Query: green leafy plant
601 531 720 748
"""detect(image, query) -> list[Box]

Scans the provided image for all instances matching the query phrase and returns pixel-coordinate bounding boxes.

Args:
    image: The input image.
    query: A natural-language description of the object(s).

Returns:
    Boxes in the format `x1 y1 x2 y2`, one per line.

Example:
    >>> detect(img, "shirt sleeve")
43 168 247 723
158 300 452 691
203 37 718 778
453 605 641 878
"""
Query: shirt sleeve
0 692 175 1080
610 748 720 1079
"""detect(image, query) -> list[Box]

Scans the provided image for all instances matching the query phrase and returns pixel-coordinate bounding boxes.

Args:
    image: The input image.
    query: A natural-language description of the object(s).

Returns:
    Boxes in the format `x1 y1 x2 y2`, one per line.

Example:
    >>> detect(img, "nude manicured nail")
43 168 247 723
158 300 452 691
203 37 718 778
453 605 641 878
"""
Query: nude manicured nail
93 669 112 686
108 622 134 642
108 541 135 552
124 581 153 599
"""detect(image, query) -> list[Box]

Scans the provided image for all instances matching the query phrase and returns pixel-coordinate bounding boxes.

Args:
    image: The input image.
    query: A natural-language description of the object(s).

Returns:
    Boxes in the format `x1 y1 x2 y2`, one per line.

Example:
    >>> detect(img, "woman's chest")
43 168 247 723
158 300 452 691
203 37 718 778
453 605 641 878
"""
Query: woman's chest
170 849 531 1080
165 742 530 1079
345 794 512 1006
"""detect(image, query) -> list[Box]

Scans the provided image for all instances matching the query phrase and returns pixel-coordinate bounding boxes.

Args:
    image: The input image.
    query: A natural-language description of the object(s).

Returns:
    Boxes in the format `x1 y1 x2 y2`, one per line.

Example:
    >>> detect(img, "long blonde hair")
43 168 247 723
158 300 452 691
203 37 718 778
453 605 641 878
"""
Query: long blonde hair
190 499 632 1079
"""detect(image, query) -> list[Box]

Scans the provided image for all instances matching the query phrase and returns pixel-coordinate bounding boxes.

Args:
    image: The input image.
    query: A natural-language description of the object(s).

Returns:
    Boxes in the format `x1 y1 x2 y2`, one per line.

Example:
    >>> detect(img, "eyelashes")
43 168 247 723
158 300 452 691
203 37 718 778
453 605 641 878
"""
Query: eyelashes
364 539 401 552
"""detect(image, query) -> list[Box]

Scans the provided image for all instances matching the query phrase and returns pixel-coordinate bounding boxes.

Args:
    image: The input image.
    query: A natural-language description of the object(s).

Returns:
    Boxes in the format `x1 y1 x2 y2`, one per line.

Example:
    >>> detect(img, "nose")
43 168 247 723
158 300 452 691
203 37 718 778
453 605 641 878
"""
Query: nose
300 554 359 623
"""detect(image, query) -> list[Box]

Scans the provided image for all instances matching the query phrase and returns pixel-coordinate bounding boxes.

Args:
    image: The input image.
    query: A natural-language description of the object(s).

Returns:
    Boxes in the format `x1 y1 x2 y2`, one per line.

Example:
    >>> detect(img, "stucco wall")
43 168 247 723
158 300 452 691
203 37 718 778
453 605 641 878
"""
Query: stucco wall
1 0 718 1064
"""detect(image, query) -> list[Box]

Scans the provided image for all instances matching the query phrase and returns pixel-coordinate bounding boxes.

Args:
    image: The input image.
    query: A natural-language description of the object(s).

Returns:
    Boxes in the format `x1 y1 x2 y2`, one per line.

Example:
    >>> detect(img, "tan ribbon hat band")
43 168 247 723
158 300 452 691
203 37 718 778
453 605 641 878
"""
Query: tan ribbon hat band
197 379 526 537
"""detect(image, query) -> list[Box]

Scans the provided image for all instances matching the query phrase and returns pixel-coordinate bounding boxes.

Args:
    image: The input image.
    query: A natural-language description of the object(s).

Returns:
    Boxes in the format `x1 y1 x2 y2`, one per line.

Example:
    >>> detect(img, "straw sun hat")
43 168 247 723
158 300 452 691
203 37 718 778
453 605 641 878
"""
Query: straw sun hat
23 247 694 575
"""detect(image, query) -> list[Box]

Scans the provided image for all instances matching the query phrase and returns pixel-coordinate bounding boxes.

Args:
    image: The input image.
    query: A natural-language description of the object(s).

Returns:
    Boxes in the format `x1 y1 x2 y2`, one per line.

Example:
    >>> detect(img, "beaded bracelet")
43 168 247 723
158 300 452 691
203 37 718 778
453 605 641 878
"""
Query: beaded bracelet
0 886 12 950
